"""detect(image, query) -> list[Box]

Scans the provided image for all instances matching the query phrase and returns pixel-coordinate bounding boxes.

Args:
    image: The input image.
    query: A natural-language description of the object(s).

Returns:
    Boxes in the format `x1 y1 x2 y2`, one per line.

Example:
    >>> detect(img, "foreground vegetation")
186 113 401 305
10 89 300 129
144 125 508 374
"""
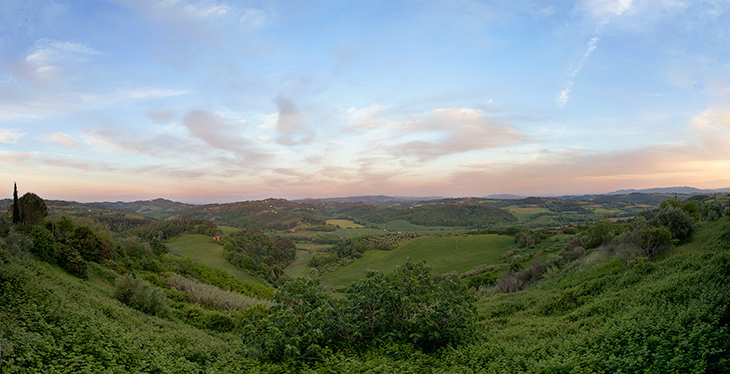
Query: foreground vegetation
1 188 729 372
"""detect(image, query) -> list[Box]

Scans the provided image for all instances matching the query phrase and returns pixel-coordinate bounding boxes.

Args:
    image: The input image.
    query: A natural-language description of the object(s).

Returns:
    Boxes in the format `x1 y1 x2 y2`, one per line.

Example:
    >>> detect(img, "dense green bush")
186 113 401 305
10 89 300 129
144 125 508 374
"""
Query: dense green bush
241 260 476 362
2 228 33 258
57 244 88 279
639 226 672 258
345 261 476 351
656 205 696 243
28 225 57 262
114 274 169 317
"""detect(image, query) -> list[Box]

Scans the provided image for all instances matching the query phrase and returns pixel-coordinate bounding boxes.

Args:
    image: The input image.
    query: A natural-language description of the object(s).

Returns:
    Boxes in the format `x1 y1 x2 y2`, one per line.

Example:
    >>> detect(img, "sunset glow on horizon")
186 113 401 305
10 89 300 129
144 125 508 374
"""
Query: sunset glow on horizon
2 1 729 203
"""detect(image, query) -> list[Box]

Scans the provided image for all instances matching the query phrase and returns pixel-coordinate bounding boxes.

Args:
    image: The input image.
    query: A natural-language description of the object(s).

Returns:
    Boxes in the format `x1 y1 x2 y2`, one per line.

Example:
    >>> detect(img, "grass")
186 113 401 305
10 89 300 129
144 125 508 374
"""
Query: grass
321 234 515 288
384 219 464 234
284 250 312 278
3 216 730 372
167 274 270 310
217 225 240 235
167 234 264 285
327 219 364 228
508 207 550 221
332 227 384 237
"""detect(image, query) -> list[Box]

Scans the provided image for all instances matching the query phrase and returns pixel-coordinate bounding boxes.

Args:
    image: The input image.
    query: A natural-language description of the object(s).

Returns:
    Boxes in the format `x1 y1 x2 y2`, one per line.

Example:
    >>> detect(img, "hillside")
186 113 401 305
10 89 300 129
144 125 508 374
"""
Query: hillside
2 192 729 371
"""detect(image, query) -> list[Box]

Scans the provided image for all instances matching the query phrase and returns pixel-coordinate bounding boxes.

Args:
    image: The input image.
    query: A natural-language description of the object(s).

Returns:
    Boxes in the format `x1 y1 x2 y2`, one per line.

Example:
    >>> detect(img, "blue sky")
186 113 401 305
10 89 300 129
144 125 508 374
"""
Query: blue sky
1 0 729 203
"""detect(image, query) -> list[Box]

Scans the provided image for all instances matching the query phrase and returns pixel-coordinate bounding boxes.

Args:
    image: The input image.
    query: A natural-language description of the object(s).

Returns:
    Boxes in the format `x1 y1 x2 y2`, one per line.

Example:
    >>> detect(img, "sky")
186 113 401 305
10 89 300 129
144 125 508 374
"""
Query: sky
1 0 729 203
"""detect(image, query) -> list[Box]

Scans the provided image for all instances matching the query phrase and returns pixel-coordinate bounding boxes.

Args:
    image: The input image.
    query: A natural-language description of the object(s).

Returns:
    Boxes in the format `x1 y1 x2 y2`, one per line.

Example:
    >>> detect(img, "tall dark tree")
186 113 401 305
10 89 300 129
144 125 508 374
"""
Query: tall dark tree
12 182 20 225
17 192 47 228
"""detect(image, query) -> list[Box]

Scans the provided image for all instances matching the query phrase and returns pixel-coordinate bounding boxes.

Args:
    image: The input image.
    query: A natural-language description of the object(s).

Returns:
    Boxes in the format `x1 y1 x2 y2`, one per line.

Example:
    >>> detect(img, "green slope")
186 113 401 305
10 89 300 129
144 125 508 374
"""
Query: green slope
3 217 729 372
167 234 265 285
321 234 515 287
0 253 257 372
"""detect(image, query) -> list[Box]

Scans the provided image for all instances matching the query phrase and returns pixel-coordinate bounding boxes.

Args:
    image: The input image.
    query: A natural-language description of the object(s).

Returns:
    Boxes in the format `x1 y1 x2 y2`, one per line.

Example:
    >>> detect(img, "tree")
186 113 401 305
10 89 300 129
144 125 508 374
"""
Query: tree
655 205 695 244
16 192 47 228
29 225 58 262
241 260 477 361
639 226 672 259
12 182 20 225
72 226 111 262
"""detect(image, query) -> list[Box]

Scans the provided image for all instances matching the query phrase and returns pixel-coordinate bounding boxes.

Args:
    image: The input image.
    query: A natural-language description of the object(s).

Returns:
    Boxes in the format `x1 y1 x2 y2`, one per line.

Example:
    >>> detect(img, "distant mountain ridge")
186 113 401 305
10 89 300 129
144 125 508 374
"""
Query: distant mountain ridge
294 195 444 203
607 186 730 195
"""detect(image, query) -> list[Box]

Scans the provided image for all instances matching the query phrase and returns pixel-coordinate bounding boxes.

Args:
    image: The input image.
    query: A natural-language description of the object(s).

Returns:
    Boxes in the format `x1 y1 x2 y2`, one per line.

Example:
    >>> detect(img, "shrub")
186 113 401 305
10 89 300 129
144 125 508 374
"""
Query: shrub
655 205 695 244
28 225 57 262
114 274 169 316
241 260 477 362
639 226 672 259
167 274 268 310
3 228 33 259
57 244 88 279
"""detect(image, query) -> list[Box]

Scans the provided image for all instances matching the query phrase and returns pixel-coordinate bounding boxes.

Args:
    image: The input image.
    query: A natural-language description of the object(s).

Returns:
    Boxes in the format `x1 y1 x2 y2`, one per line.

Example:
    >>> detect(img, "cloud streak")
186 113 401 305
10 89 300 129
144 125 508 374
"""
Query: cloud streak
556 37 600 108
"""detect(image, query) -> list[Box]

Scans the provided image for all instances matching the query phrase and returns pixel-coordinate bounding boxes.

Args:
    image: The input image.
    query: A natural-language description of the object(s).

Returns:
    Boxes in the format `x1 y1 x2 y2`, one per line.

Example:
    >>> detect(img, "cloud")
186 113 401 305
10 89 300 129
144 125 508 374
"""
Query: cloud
347 107 525 162
14 38 99 87
556 37 600 108
47 132 83 149
0 129 25 144
273 96 315 146
449 106 730 194
119 87 187 100
183 109 272 164
0 84 187 124
147 109 178 123
0 150 35 165
41 158 117 173
584 0 634 25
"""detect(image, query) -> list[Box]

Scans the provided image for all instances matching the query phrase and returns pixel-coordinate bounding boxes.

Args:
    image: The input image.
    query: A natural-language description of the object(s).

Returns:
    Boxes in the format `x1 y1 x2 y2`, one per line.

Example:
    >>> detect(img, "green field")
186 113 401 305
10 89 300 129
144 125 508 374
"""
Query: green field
167 234 264 285
321 234 515 287
284 250 312 278
332 227 384 237
326 219 365 228
384 219 464 234
508 206 551 221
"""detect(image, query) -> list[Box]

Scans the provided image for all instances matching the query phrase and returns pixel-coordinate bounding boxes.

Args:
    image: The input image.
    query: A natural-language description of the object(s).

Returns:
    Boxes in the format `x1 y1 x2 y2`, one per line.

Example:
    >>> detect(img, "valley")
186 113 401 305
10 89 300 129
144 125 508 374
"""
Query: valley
1 190 729 372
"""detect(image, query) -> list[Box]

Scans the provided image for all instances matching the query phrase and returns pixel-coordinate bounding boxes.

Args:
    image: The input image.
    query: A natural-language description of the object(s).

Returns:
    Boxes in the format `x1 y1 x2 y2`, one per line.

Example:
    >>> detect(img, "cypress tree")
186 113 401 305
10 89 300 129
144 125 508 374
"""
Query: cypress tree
12 182 20 225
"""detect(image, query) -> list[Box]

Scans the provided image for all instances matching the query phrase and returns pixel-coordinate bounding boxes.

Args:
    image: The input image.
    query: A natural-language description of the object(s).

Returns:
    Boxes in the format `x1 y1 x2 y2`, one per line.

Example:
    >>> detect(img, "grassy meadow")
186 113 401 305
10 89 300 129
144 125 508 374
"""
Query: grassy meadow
167 234 264 285
283 249 311 278
321 234 515 288
326 219 364 228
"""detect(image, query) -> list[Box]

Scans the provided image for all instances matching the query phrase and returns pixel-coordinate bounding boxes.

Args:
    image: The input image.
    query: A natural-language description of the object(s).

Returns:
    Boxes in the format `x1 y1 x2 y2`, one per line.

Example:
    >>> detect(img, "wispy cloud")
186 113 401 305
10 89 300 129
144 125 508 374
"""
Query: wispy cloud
451 105 730 194
40 158 117 173
47 132 83 149
14 38 100 87
183 109 273 164
0 129 25 144
344 106 525 163
274 96 315 146
0 150 36 165
556 37 600 108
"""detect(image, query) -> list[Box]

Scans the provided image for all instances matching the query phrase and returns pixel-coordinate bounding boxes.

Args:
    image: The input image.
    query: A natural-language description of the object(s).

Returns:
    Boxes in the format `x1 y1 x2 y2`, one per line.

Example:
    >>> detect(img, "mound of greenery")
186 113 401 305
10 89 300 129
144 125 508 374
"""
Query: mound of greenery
221 229 297 285
175 199 327 230
241 260 476 362
337 203 518 228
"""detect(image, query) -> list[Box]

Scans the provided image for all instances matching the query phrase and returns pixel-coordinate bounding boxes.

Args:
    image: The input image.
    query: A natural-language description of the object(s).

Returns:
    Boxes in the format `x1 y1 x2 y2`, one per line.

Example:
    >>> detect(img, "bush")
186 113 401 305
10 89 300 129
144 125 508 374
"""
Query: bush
114 274 169 316
639 226 672 259
167 274 268 310
58 244 88 279
241 260 477 362
28 225 57 262
3 228 33 259
655 205 695 244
